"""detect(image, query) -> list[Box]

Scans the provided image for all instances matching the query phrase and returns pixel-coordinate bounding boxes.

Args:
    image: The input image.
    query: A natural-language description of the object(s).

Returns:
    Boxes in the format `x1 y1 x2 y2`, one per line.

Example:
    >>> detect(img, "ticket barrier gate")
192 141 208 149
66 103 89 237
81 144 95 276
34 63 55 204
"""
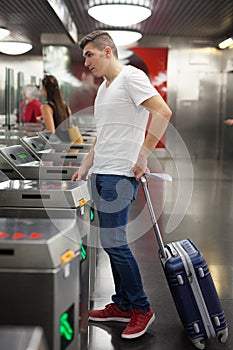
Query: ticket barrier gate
0 145 80 180
38 131 93 152
0 170 91 350
0 170 90 216
0 216 83 350
20 135 88 164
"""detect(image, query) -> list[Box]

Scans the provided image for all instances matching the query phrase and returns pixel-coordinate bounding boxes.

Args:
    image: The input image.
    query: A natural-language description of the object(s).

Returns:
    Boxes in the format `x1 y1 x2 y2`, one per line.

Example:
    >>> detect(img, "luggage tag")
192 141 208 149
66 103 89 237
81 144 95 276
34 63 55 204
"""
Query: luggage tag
145 172 172 182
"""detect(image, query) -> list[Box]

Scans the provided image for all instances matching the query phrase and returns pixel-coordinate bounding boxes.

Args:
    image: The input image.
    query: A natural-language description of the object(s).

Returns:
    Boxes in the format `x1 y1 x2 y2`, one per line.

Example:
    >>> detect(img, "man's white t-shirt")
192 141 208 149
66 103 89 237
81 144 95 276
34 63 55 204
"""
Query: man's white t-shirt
91 65 160 177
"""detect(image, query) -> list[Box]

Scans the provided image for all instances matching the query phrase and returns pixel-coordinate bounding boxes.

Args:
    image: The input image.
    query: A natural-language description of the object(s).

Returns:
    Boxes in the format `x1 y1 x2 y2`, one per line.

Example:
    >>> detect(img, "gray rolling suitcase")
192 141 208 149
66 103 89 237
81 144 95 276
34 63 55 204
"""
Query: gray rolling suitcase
140 174 228 349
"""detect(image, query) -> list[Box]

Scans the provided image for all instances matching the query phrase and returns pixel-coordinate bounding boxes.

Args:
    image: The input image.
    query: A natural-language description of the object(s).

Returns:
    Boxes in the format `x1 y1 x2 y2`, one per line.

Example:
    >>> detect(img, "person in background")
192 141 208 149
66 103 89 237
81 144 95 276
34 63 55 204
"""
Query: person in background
225 119 233 126
23 85 42 123
71 30 172 339
40 74 72 141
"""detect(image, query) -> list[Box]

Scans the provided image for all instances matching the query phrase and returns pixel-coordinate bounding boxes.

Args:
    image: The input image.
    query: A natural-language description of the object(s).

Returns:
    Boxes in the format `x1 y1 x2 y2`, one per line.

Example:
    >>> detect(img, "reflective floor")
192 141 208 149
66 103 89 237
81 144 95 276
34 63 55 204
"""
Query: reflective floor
87 157 233 350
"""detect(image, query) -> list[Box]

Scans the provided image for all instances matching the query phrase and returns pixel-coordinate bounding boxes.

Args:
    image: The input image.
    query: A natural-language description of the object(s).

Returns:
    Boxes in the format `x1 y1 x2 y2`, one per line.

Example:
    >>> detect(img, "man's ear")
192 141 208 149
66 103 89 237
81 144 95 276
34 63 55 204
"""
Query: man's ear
105 46 112 57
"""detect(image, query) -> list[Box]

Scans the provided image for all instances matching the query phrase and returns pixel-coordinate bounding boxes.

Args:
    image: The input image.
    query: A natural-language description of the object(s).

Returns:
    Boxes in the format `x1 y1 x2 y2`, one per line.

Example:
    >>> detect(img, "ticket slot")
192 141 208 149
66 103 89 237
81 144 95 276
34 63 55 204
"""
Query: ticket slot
71 145 84 149
1 169 14 174
46 169 68 174
0 249 14 255
22 194 51 199
60 155 79 159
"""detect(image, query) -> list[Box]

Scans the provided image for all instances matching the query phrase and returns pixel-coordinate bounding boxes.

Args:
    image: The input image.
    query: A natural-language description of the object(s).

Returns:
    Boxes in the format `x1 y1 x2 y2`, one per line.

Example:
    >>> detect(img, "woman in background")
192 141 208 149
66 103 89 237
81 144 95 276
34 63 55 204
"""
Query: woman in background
41 74 72 141
23 85 42 123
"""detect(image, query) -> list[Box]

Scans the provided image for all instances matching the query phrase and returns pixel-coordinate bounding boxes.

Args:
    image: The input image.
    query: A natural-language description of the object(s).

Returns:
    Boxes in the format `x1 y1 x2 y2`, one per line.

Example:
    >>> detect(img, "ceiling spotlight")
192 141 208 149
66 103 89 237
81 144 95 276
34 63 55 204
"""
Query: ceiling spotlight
218 37 233 49
0 41 33 55
107 30 142 47
0 27 10 40
88 0 152 27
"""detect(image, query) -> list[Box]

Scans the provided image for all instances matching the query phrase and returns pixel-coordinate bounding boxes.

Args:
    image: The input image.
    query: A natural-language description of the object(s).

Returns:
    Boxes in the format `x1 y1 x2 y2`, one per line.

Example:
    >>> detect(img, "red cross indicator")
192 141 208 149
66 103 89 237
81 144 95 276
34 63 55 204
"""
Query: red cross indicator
13 232 26 239
0 232 10 239
0 232 45 240
30 232 44 239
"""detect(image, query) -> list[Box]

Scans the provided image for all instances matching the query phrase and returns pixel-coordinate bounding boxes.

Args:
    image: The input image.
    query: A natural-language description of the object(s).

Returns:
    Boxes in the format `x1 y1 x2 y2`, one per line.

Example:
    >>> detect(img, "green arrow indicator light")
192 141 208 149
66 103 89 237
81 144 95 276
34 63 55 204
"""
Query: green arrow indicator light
60 312 73 341
90 207 95 221
80 240 87 260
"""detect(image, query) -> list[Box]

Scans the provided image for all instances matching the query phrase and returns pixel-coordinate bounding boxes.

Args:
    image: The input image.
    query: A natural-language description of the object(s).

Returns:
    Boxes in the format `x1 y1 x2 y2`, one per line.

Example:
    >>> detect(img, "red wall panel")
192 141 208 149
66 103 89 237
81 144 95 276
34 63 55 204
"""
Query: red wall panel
131 47 168 148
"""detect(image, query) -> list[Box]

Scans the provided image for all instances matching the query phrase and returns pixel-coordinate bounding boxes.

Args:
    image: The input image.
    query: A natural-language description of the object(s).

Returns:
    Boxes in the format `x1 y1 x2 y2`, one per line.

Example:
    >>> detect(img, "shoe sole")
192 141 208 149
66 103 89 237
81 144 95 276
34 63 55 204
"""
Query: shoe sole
121 314 156 339
89 316 131 322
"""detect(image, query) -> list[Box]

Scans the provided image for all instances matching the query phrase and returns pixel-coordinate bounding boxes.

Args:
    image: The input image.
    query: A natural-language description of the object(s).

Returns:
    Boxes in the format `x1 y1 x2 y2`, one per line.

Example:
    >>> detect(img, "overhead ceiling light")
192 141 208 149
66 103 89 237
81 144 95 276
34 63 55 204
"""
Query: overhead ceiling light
107 30 142 47
218 37 233 49
0 41 33 55
88 0 152 26
0 27 10 40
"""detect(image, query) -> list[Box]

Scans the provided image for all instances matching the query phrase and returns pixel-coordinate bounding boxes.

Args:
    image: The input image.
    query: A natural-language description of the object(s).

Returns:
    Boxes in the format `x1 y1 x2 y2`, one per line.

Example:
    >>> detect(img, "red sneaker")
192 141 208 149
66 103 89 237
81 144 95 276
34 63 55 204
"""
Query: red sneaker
121 308 155 339
88 303 133 322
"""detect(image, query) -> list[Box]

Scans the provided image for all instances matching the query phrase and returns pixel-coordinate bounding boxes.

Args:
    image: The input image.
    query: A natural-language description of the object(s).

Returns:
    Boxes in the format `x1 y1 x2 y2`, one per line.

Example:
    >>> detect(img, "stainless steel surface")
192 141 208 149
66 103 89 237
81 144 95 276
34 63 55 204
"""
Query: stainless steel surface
0 178 90 209
166 40 224 160
222 72 233 159
0 217 82 268
38 131 93 151
0 251 81 350
0 144 80 180
20 135 88 163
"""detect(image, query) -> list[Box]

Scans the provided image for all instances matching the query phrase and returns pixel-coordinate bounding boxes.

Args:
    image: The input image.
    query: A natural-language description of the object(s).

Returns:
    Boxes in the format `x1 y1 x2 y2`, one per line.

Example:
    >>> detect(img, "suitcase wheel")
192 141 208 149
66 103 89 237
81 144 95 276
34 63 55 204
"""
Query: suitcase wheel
190 337 206 350
217 327 228 343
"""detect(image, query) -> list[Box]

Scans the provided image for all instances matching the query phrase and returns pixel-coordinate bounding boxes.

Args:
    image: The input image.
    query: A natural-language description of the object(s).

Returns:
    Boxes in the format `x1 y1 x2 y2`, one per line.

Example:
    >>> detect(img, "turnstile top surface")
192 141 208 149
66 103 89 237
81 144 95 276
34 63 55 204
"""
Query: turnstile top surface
20 136 88 158
20 135 53 153
0 145 81 180
38 131 93 150
0 144 82 165
0 178 84 191
0 216 83 268
38 130 61 144
0 176 90 208
0 144 39 165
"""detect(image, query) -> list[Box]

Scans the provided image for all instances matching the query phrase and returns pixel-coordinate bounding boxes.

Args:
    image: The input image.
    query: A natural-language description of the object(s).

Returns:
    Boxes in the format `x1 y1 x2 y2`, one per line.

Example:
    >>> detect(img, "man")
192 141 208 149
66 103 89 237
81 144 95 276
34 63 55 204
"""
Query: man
225 119 233 126
72 30 172 339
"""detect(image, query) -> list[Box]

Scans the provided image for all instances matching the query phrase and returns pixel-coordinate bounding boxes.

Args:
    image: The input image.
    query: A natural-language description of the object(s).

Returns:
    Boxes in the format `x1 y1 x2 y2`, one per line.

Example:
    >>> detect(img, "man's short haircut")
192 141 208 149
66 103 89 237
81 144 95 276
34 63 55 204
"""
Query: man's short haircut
79 30 118 58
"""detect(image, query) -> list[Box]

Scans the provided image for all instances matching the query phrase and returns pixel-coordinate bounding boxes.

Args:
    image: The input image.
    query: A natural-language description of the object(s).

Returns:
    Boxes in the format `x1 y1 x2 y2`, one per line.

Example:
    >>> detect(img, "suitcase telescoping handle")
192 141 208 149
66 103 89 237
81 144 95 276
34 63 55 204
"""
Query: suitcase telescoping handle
140 174 171 259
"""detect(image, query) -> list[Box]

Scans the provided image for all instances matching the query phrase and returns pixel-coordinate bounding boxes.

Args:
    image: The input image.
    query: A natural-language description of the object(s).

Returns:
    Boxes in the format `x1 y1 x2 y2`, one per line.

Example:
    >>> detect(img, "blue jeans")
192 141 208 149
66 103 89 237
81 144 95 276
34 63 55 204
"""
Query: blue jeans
91 173 150 312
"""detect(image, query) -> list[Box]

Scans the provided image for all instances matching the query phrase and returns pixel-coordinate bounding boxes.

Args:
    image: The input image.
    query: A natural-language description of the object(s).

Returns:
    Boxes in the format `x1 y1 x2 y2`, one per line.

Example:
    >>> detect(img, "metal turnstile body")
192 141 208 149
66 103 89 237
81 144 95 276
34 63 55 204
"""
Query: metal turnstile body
0 217 83 350
0 170 91 349
0 145 80 180
0 177 90 211
38 131 93 152
20 136 88 163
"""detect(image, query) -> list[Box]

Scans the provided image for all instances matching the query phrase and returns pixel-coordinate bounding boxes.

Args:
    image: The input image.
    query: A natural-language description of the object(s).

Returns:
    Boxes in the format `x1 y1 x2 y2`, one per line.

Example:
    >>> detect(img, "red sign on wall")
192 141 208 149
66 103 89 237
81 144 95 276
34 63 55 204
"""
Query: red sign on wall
131 47 168 148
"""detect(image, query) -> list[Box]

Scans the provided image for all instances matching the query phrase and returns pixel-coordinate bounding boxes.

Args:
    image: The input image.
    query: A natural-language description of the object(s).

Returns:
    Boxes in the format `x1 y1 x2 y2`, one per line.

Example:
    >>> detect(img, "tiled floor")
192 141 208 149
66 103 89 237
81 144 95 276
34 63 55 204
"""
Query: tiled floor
87 157 233 350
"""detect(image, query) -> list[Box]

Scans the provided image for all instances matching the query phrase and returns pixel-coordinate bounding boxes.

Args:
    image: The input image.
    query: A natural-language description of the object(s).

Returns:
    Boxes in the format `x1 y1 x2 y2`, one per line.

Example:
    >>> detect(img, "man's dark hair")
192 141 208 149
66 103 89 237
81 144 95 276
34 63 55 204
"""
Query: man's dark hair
79 30 118 58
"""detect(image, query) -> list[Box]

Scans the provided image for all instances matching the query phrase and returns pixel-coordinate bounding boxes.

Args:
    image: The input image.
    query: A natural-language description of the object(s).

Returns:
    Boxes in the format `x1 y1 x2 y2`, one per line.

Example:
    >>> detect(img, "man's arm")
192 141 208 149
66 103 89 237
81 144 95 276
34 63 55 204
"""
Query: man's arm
71 138 96 181
133 95 172 180
225 119 233 126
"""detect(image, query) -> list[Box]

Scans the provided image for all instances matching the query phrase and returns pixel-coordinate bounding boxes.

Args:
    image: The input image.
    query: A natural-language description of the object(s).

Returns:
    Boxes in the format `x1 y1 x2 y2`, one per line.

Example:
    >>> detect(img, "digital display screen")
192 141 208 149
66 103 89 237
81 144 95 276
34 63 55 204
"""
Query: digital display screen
18 153 27 159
